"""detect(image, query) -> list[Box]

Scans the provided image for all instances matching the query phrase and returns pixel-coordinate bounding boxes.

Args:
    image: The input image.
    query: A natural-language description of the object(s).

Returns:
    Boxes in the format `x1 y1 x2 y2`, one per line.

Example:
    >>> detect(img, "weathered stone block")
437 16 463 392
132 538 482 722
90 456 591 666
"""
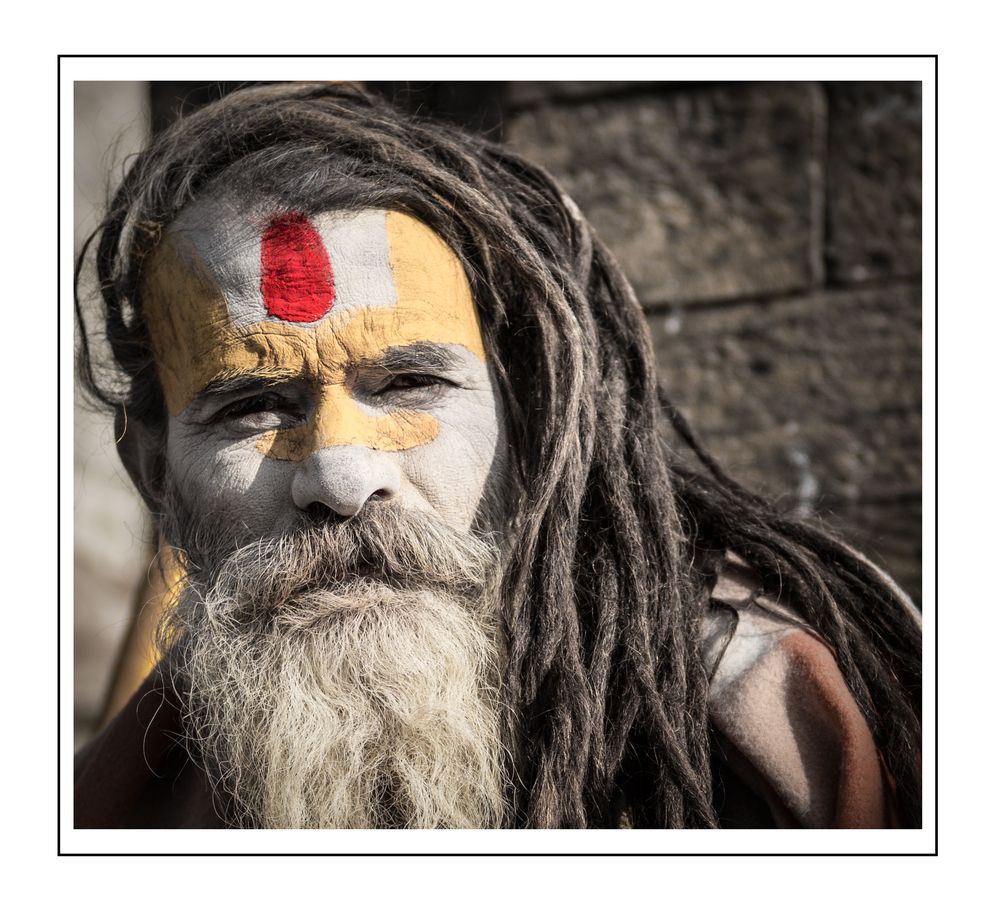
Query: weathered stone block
505 82 652 109
826 82 922 282
828 496 922 607
651 282 922 506
505 83 823 304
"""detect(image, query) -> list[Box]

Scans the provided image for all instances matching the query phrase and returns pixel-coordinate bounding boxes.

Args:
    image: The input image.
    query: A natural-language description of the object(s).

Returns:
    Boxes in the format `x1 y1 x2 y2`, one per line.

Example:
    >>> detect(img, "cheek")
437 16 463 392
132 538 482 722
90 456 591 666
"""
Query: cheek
166 422 297 537
400 389 506 529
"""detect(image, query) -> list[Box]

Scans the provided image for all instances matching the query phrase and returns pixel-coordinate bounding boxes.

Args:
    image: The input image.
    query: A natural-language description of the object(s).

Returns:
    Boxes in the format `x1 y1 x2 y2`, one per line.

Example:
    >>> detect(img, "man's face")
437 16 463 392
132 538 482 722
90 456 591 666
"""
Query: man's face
139 198 511 827
143 199 507 546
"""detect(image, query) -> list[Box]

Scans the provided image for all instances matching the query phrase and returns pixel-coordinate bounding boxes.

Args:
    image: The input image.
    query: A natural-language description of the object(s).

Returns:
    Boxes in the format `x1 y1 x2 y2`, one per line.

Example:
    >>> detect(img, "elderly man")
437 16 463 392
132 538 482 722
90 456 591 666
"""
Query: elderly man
74 82 921 829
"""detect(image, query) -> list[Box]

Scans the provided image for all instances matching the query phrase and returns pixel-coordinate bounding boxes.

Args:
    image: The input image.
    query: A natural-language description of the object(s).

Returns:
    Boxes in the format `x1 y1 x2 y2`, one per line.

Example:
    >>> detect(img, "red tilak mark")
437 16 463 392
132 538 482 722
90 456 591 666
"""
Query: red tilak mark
260 213 335 322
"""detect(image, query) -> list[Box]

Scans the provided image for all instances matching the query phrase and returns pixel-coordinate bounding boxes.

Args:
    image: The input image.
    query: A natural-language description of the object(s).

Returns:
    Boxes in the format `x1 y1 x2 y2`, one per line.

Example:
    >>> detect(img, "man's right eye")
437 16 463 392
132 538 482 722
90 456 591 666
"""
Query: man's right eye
214 393 305 431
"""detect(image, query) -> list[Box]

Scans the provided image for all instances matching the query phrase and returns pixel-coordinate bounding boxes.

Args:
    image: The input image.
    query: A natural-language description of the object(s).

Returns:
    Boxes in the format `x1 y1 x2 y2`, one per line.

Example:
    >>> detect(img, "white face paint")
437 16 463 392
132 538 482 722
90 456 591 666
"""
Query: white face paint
143 200 508 540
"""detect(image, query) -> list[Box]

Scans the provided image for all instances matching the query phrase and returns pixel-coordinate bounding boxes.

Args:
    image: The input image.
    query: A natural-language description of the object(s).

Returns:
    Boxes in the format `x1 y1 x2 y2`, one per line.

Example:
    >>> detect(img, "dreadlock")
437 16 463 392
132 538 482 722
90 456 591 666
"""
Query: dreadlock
76 82 921 828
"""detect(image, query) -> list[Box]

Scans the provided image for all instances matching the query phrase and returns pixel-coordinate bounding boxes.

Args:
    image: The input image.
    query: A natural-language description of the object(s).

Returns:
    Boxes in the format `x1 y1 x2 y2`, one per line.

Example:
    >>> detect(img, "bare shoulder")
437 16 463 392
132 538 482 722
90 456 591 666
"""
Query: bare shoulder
701 553 901 828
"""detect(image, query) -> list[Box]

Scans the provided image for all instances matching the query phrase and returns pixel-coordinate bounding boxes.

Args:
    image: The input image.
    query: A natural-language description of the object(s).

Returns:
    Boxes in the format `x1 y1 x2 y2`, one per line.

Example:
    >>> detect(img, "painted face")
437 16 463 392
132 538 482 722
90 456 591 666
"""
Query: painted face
143 200 507 540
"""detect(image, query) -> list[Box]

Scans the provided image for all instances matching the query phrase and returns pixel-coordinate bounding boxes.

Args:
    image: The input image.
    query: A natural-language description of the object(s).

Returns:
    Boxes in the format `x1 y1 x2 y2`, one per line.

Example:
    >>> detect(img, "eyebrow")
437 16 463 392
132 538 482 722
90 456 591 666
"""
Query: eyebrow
358 342 465 374
191 370 302 404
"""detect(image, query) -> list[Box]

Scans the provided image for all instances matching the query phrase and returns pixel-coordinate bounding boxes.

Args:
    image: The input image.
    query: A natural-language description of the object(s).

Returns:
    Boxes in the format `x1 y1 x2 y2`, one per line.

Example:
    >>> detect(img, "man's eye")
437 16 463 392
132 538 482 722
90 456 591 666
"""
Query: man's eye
215 393 304 429
373 374 454 397
382 374 443 391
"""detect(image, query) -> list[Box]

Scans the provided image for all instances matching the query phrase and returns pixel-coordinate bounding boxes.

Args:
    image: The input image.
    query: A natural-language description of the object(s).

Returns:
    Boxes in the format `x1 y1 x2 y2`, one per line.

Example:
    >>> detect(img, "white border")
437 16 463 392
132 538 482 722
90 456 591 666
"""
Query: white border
62 55 933 83
60 55 936 856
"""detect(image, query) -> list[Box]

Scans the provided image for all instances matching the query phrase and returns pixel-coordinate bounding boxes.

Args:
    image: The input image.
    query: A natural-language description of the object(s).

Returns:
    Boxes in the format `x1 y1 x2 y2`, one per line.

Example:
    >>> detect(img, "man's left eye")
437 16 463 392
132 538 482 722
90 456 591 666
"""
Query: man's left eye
382 374 443 391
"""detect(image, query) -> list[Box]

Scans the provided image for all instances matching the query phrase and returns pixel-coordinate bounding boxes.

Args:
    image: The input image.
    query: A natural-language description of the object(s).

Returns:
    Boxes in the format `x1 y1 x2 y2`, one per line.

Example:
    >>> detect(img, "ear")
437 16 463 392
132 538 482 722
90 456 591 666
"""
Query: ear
115 406 167 514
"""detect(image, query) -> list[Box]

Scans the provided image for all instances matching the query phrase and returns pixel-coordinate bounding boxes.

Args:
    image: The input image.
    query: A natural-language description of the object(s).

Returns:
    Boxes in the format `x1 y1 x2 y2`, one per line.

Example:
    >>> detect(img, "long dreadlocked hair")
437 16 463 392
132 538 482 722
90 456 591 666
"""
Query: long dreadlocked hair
76 82 922 828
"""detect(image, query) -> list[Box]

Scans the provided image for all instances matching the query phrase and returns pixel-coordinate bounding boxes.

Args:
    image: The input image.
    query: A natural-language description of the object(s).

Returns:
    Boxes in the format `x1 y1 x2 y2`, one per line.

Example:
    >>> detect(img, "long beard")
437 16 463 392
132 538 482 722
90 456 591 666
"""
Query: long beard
161 499 510 829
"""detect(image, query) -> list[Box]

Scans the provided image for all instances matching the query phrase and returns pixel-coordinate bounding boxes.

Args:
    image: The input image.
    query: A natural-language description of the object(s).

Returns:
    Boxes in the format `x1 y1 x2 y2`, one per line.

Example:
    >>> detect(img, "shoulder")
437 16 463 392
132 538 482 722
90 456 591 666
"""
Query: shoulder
74 664 223 828
702 553 899 828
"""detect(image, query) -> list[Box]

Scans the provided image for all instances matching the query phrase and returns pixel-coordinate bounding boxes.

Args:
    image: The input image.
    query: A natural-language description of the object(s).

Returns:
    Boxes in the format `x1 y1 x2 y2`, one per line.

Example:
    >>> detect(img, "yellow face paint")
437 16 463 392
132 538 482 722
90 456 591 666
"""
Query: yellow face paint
143 210 486 460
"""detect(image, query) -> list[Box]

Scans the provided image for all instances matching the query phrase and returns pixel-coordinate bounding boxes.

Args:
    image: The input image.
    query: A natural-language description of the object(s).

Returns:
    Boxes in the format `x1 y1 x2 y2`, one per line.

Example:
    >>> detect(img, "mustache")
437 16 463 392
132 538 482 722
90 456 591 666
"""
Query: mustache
181 501 502 618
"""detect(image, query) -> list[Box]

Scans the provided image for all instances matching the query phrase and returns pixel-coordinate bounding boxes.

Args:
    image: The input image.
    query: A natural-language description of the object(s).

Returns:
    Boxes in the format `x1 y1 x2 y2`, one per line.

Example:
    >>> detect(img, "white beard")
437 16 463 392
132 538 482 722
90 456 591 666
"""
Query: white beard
162 504 509 829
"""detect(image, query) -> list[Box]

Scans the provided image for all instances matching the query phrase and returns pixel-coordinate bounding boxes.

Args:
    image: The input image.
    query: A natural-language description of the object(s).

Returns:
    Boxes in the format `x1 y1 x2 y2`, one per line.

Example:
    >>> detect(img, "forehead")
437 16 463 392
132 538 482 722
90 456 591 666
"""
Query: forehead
142 201 485 414
167 200 404 325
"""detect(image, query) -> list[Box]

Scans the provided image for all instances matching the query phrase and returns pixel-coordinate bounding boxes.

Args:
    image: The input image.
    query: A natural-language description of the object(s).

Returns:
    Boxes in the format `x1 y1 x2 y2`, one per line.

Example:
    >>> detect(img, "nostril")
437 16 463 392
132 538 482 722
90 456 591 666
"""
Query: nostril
368 489 393 503
304 502 345 525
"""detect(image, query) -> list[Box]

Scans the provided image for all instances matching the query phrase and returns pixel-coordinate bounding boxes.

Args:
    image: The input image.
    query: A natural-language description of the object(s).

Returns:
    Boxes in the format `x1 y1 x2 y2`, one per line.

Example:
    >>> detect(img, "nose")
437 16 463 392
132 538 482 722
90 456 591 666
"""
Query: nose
291 445 402 518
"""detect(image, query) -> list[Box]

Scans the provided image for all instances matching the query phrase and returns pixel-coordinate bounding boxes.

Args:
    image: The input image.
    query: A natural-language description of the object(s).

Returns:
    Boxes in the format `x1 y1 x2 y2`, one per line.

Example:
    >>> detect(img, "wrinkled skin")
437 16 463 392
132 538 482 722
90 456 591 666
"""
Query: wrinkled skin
143 200 509 547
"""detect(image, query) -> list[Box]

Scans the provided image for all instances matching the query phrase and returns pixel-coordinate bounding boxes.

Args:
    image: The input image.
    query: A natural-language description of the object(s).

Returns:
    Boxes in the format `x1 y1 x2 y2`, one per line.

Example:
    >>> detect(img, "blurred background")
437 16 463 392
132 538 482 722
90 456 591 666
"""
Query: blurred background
74 80 922 748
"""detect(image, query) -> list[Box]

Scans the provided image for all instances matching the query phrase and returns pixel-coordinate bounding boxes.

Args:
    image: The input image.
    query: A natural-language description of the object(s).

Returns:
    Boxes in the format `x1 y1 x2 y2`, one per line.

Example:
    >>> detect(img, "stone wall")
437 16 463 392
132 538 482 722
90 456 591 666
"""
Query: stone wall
498 81 923 603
